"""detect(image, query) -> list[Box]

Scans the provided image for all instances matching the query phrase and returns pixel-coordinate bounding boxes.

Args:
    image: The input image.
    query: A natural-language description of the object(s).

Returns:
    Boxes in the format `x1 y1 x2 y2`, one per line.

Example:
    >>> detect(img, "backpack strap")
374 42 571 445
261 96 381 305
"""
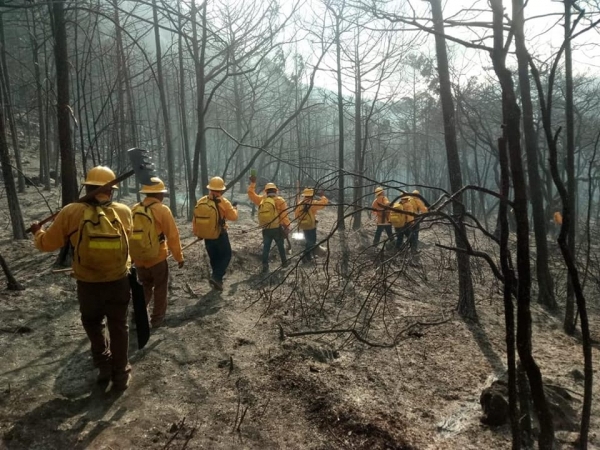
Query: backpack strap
144 202 165 243
212 197 225 230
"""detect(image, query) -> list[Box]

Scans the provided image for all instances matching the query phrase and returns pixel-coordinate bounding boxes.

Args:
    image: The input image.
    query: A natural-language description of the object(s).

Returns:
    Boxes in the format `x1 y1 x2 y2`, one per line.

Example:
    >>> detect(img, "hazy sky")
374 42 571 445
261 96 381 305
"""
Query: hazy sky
299 0 600 95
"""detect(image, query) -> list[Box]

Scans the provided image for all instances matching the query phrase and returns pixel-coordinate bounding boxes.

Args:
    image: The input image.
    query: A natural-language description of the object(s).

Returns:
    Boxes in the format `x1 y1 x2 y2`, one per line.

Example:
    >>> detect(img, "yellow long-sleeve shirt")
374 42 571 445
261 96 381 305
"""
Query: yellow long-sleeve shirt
132 197 184 268
247 182 291 228
408 195 428 215
34 197 132 282
372 195 390 225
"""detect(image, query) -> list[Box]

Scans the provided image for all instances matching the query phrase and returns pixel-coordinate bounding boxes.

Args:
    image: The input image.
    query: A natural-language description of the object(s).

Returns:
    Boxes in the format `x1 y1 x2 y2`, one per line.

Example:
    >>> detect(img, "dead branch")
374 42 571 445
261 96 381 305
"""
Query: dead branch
279 316 451 348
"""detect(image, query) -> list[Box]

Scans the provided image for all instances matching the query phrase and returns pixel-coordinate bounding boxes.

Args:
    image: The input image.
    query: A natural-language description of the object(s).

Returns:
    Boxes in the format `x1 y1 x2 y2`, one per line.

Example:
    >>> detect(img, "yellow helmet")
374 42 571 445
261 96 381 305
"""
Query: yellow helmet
375 186 384 196
83 166 118 189
264 182 278 192
302 188 314 197
207 176 226 191
413 189 420 195
140 177 168 194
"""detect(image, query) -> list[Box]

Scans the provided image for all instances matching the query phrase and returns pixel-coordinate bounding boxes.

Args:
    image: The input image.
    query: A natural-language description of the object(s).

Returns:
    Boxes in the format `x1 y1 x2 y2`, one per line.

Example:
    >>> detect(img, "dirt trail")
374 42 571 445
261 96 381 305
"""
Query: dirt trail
0 194 599 449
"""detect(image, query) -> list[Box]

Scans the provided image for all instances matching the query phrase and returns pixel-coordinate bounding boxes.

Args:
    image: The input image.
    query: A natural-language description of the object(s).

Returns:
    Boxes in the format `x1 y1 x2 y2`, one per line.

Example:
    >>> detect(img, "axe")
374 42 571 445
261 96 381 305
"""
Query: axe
27 148 157 233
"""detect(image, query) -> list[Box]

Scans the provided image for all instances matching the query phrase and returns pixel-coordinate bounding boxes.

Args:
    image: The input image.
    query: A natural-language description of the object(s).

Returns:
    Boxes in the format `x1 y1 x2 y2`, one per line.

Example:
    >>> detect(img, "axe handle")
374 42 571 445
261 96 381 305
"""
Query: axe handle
167 238 203 259
26 169 135 233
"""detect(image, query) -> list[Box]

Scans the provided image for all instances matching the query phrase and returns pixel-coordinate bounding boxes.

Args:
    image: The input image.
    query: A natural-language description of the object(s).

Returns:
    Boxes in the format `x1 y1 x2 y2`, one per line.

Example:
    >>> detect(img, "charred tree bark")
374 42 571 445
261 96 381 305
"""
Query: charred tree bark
0 88 25 239
190 0 208 214
352 31 362 230
113 0 129 195
0 2 25 193
0 251 23 290
333 5 345 230
498 135 520 449
152 0 177 214
490 0 554 447
564 0 577 335
50 0 77 205
529 8 593 444
512 0 556 310
27 10 50 191
429 0 476 319
177 1 192 219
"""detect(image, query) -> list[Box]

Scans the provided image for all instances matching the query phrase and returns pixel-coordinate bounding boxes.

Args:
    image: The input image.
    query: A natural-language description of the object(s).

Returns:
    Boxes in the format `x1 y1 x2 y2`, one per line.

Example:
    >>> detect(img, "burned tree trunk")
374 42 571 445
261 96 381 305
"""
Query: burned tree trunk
512 0 556 310
49 0 77 205
0 88 25 239
490 0 554 447
498 135 520 449
429 0 476 319
151 0 177 214
0 251 23 291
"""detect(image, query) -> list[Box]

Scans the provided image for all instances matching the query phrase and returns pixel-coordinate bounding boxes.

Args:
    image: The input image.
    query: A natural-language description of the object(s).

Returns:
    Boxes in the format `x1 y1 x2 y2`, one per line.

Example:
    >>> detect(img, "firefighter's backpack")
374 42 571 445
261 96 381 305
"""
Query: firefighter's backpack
193 196 221 239
130 203 163 260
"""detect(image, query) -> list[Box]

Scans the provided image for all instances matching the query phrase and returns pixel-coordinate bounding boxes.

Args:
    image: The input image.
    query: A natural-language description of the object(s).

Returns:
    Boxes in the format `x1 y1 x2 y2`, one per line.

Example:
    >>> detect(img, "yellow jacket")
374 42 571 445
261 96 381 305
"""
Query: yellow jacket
247 182 291 228
294 195 328 230
34 196 132 282
133 197 183 268
407 195 427 222
401 199 415 223
389 202 408 228
372 195 390 225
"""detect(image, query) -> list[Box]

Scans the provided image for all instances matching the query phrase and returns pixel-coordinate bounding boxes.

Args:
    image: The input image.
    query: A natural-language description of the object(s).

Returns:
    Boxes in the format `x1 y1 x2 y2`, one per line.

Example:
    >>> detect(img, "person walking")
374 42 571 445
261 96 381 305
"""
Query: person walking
372 186 393 247
130 177 184 328
247 176 290 272
193 176 238 291
294 188 328 263
552 210 563 239
406 190 428 253
389 196 412 250
30 166 133 390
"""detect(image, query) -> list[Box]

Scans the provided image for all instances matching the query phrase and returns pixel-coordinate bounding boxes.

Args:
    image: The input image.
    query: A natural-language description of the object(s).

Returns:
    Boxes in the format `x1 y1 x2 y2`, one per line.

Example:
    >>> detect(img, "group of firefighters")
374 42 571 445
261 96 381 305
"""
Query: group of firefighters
28 165 427 391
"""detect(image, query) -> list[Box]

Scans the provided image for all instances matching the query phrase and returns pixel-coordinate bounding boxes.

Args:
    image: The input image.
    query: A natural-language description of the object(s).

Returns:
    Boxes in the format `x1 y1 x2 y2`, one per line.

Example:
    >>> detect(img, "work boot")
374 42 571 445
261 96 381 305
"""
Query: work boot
209 278 223 291
111 373 131 391
261 264 269 274
282 260 290 268
96 367 112 384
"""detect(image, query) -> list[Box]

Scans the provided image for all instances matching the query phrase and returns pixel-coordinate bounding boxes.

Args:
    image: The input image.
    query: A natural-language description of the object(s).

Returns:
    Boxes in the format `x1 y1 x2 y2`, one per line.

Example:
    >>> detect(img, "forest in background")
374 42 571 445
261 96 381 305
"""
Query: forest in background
0 0 600 449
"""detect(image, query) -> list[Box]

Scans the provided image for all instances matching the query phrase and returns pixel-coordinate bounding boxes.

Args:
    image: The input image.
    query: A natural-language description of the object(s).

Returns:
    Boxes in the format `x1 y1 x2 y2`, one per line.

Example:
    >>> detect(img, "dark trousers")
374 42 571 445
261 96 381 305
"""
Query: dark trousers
262 228 286 266
137 259 169 325
373 225 393 245
302 228 317 261
409 222 420 252
77 277 131 381
204 231 232 282
394 226 409 248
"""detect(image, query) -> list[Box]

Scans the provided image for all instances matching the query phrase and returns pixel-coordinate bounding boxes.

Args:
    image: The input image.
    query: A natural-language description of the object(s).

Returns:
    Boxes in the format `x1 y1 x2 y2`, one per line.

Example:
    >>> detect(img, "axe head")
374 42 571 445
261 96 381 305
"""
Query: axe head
127 148 158 185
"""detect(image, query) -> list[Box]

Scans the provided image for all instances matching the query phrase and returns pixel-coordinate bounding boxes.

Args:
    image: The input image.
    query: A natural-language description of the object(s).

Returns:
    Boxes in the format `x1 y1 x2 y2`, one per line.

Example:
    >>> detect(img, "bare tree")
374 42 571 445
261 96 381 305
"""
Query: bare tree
428 0 476 320
49 0 77 205
489 0 554 446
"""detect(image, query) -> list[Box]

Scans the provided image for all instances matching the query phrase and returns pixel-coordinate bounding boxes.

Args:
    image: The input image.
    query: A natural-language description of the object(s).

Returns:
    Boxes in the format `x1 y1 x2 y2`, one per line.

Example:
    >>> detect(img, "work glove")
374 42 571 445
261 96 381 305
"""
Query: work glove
232 201 238 208
319 190 326 198
30 222 41 234
281 225 290 237
178 261 185 269
249 175 257 183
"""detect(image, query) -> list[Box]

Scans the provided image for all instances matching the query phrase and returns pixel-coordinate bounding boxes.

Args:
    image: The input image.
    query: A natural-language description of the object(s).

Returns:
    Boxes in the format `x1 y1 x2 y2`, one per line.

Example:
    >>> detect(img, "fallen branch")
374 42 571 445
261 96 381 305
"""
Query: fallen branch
163 417 185 450
279 316 451 348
